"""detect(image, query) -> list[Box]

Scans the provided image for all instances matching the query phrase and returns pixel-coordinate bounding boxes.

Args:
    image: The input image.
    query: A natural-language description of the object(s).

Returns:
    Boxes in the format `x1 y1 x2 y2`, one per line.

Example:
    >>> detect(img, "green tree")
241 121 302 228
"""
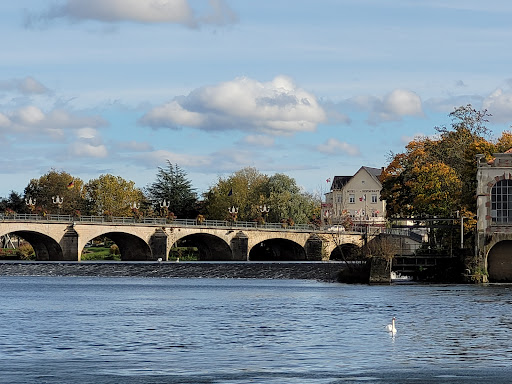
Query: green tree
0 191 26 213
408 162 462 216
85 174 143 217
202 167 318 224
23 169 85 215
203 167 268 221
266 173 317 224
145 161 198 218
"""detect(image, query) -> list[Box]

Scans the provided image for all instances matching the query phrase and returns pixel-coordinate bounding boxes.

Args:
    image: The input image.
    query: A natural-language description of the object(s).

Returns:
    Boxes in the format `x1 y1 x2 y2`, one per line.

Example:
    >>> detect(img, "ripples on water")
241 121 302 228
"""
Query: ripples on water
0 277 511 383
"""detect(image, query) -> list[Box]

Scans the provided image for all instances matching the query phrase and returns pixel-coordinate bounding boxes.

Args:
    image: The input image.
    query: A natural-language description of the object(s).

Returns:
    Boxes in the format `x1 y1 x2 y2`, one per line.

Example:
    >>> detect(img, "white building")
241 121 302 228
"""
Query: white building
476 150 512 282
323 166 386 227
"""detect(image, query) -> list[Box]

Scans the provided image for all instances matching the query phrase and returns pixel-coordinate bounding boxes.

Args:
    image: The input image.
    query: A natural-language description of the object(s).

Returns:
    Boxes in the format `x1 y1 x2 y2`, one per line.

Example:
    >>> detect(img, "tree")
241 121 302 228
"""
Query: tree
23 169 85 215
266 173 318 224
202 167 318 224
381 105 504 218
85 174 143 217
145 161 198 218
203 167 268 221
408 162 462 217
0 191 26 213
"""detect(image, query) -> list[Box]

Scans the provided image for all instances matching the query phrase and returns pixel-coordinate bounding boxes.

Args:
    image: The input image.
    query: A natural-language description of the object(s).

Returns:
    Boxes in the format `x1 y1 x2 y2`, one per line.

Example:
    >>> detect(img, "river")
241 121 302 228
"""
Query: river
0 277 511 383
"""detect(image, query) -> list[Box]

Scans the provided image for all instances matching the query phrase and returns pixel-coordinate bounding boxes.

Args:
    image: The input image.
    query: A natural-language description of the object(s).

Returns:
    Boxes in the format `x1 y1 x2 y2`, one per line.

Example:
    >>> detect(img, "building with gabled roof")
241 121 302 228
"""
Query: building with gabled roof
323 166 386 227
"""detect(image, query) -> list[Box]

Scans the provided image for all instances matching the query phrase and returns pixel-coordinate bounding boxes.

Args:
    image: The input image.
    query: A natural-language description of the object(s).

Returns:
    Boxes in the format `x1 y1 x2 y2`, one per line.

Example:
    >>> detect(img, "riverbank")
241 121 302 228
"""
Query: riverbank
0 261 347 282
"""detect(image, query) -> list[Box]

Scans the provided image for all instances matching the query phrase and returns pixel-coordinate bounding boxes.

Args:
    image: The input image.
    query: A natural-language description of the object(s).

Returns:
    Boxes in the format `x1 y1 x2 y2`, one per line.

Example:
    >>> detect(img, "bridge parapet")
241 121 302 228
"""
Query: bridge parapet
1 213 317 232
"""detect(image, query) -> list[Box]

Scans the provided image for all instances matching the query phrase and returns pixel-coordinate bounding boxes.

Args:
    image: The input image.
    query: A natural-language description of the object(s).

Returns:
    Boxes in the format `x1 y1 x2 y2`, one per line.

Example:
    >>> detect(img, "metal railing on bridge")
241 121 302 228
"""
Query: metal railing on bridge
0 212 316 232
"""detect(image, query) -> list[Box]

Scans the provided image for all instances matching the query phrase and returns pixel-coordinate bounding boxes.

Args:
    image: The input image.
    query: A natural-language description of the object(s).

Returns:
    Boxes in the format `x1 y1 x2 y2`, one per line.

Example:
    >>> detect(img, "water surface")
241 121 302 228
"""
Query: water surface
0 277 511 383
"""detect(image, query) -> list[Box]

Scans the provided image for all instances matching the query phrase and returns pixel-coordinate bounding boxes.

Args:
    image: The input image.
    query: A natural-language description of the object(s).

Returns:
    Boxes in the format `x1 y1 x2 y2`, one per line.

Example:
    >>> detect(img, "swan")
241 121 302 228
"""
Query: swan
386 317 397 334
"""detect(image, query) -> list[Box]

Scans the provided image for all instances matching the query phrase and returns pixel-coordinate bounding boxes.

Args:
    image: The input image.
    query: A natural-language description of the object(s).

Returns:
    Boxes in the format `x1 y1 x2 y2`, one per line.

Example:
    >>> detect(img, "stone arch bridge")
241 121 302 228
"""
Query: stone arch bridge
0 215 368 262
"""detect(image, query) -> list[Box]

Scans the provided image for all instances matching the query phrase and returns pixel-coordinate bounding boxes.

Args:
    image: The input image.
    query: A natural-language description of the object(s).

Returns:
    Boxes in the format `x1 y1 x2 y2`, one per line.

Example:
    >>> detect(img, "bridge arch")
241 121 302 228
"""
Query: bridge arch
171 233 232 260
81 231 152 261
487 240 512 282
330 243 360 261
249 238 306 261
0 230 63 260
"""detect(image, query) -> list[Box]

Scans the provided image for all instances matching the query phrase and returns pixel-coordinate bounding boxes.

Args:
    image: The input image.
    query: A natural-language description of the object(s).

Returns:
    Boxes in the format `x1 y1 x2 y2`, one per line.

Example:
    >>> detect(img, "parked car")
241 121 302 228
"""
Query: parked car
327 225 345 232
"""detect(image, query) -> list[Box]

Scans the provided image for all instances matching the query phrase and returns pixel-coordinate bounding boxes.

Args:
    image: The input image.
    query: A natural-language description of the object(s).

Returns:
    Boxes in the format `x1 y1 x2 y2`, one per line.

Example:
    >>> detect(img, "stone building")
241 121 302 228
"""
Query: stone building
323 166 386 227
476 150 512 282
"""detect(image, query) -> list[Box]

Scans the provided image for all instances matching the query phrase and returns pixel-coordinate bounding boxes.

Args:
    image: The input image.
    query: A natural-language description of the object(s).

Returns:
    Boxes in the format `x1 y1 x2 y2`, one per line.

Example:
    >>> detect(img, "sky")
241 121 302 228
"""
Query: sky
2 0 512 199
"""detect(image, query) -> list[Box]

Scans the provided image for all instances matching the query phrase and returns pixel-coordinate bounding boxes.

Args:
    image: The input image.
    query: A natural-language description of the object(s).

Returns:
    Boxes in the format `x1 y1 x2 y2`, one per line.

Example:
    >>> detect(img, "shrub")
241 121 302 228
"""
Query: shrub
110 244 120 255
16 243 35 260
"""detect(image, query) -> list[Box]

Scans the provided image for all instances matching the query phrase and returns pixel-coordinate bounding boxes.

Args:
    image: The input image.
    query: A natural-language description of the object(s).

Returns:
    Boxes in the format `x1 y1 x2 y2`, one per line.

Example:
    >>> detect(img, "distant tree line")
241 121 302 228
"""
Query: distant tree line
0 161 320 225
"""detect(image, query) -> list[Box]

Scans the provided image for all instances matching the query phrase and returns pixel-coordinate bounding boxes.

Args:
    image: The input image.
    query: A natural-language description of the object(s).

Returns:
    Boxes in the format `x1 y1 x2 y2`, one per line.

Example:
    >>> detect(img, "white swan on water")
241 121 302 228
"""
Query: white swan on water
386 317 397 334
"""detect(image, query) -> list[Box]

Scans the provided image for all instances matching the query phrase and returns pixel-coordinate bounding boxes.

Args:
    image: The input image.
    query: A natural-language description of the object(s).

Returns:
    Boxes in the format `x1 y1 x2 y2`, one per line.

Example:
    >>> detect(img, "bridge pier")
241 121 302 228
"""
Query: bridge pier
149 228 169 261
61 225 79 261
230 231 249 260
305 234 324 260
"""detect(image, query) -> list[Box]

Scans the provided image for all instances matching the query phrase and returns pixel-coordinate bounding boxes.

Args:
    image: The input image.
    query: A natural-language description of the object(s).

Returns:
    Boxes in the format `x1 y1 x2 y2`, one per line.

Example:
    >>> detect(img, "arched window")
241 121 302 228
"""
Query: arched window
491 179 512 223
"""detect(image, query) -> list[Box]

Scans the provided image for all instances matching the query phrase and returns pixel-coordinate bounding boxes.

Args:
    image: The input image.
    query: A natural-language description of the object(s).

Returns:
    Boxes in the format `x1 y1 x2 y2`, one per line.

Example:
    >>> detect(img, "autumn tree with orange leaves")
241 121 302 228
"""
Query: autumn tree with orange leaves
381 105 512 218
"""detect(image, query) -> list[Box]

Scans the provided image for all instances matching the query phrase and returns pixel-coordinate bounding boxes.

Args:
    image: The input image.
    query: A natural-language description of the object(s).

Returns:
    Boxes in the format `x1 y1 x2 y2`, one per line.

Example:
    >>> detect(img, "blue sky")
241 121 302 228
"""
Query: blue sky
2 0 512 198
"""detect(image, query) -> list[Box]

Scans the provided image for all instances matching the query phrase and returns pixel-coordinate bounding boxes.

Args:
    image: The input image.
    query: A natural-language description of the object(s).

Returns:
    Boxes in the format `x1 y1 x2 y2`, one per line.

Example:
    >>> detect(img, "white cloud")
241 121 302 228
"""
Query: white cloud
0 76 49 95
68 142 108 158
383 89 423 117
76 127 98 139
27 0 237 27
345 89 423 124
317 138 360 156
139 75 327 135
14 106 45 126
371 89 423 123
483 88 512 123
2 106 107 136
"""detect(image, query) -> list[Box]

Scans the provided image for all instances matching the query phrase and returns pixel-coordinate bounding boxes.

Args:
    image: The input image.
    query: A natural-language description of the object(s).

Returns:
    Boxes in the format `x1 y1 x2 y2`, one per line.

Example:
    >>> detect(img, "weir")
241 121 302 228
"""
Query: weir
0 261 348 282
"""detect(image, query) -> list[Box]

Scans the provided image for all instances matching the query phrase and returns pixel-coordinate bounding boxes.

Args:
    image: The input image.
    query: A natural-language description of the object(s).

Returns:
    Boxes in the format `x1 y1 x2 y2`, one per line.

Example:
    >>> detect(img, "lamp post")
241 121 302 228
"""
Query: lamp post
129 202 141 220
160 199 170 218
259 204 270 224
228 206 239 222
25 197 36 212
52 195 64 215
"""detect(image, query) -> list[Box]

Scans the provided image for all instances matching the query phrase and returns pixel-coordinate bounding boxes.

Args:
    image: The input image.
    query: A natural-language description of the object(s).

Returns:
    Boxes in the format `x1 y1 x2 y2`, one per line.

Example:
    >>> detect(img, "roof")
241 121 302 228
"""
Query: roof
487 148 512 165
330 176 351 191
329 166 383 191
361 166 383 184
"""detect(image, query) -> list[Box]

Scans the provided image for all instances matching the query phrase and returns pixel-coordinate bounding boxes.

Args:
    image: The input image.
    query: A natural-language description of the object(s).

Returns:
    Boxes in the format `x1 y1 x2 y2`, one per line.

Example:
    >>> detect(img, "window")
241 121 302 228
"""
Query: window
349 194 355 203
337 195 342 203
371 194 378 203
491 179 512 223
